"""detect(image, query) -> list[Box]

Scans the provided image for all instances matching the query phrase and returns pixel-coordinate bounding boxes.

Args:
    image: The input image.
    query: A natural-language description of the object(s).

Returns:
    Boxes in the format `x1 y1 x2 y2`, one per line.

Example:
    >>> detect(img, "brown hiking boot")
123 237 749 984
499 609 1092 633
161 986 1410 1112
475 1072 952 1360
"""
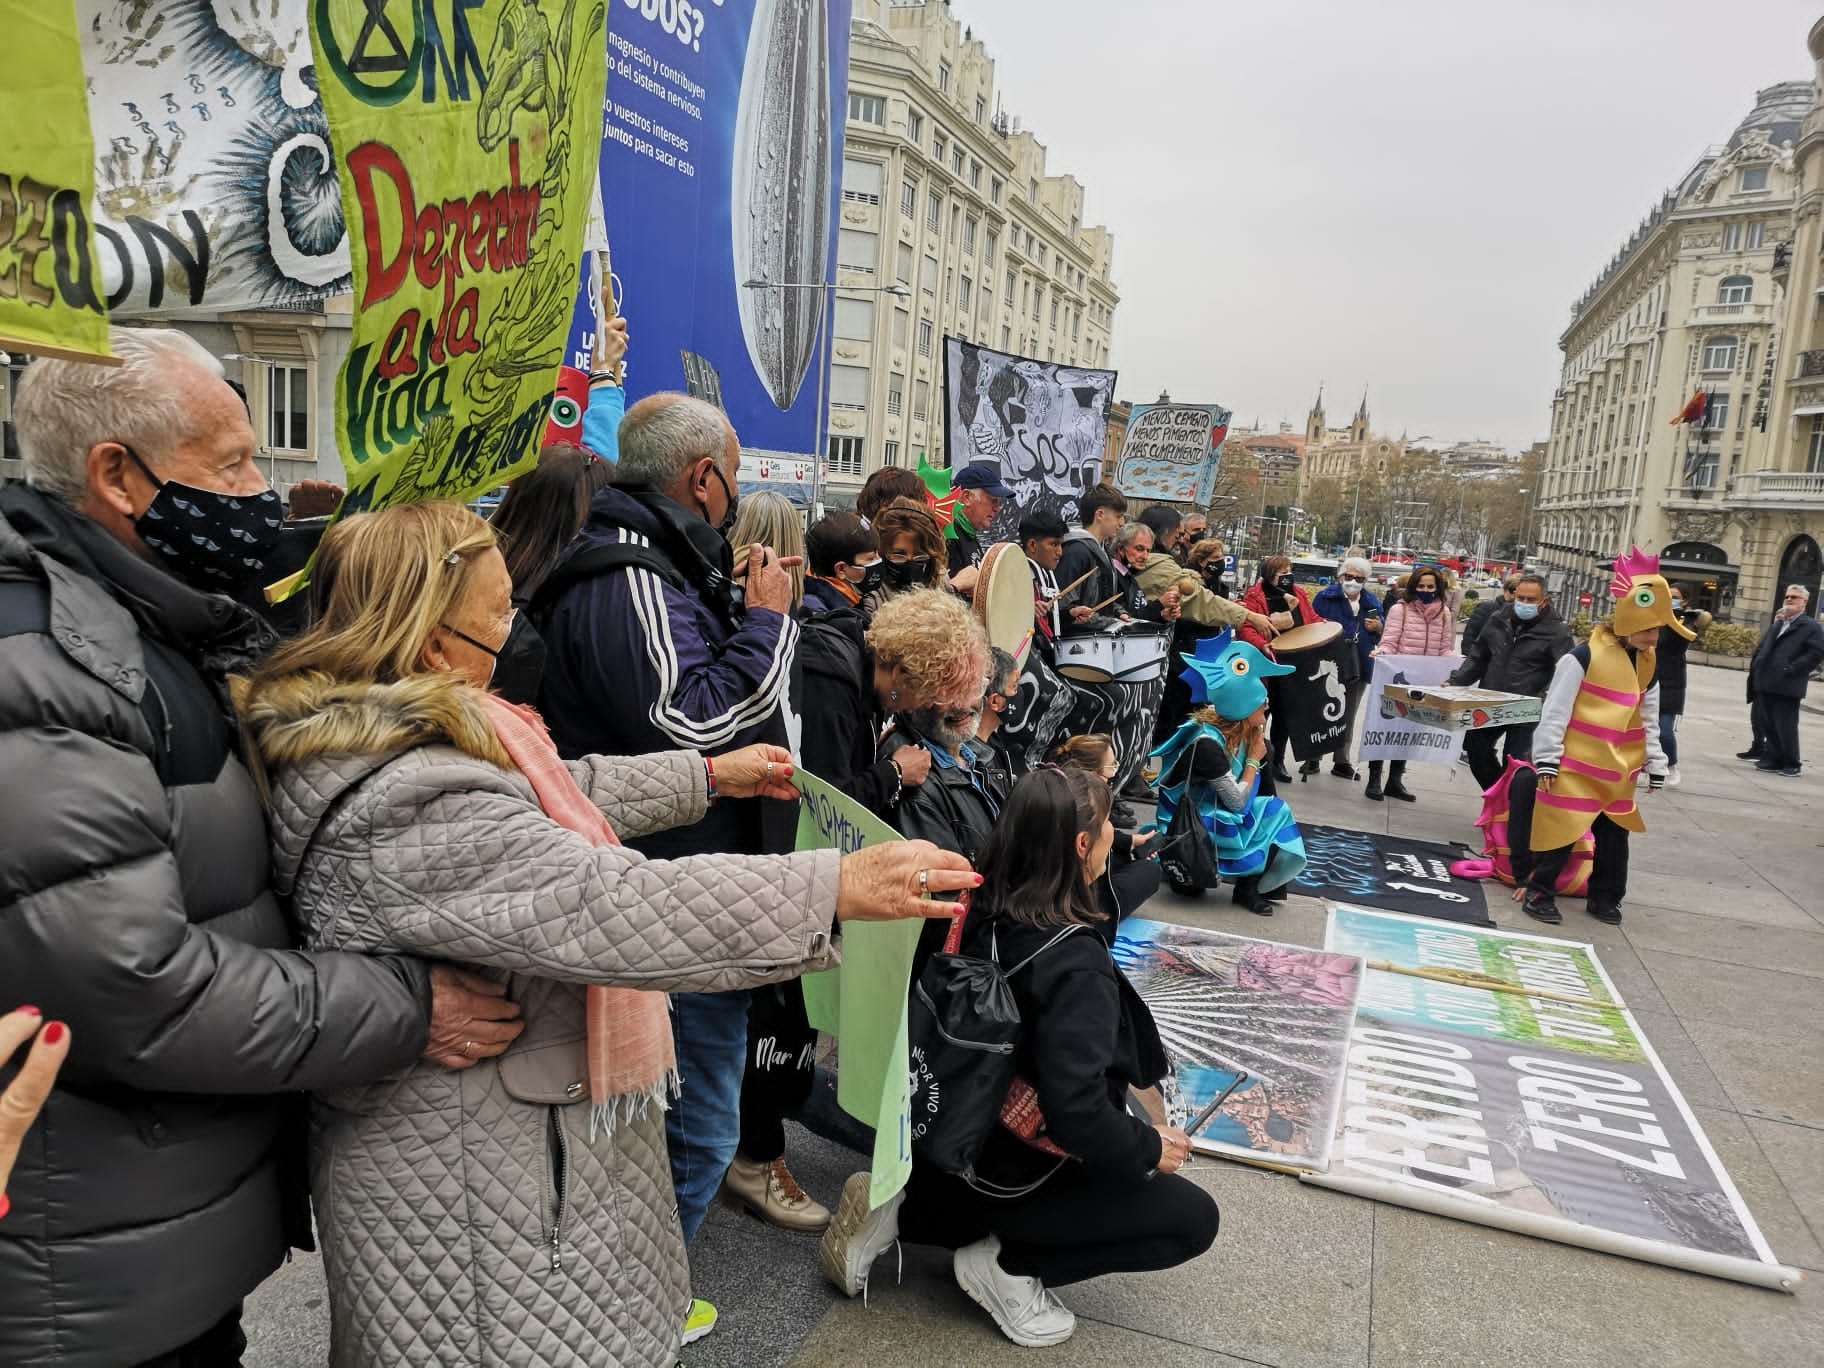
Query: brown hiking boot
722 1153 832 1233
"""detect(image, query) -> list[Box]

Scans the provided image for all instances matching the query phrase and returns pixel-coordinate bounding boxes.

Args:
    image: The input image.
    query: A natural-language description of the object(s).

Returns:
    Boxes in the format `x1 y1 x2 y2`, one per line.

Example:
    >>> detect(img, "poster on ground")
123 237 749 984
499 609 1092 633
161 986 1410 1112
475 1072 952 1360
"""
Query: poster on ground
1113 919 1362 1172
943 337 1117 543
0 0 112 363
311 0 608 513
794 771 918 1209
1291 824 1492 927
1314 905 1797 1291
1359 653 1466 765
1114 403 1229 505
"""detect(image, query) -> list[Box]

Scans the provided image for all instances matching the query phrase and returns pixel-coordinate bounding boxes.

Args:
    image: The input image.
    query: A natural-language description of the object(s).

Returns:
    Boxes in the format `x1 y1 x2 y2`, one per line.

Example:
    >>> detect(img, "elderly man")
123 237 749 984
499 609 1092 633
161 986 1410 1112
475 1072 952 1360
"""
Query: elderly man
1173 511 1208 565
946 461 1013 595
0 328 516 1365
1742 585 1824 777
535 393 805 1337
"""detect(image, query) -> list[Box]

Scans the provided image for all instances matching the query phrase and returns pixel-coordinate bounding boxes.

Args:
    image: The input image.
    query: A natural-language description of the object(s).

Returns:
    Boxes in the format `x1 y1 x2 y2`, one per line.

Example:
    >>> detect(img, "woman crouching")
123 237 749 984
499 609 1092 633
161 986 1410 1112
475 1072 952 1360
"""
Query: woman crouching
820 767 1217 1347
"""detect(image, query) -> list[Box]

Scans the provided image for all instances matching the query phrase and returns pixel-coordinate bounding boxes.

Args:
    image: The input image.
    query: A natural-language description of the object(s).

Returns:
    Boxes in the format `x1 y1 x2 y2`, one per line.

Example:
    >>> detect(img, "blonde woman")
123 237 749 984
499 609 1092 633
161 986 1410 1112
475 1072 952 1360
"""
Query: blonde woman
233 501 972 1366
727 488 807 607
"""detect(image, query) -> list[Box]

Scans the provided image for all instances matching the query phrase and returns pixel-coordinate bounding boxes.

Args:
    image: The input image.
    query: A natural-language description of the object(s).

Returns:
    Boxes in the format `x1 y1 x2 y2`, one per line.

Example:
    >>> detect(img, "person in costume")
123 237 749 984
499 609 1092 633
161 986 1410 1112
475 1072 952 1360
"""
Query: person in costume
1522 548 1692 926
1452 757 1594 900
1149 632 1307 916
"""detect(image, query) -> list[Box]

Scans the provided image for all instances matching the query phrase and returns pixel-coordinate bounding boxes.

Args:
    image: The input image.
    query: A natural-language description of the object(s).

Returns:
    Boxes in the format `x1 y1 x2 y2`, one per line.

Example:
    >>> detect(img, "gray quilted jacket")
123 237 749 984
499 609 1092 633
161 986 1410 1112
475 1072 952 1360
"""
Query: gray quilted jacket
245 675 842 1366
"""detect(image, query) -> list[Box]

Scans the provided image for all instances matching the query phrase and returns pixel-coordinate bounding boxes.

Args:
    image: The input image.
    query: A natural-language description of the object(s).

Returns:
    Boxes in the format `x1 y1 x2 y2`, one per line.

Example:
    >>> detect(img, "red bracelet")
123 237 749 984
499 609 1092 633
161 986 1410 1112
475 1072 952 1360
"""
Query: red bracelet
704 755 718 803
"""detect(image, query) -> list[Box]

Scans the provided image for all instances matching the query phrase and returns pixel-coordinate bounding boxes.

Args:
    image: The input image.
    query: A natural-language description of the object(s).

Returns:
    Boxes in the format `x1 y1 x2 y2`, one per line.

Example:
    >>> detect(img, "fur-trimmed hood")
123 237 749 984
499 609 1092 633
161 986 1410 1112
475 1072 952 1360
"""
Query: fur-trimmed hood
237 672 511 775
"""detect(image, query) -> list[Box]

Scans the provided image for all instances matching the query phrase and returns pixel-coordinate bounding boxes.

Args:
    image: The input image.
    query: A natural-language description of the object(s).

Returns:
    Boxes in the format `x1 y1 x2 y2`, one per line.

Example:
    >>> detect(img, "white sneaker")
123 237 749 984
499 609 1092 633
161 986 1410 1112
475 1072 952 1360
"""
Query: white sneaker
818 1171 904 1300
1665 765 1681 787
953 1234 1077 1348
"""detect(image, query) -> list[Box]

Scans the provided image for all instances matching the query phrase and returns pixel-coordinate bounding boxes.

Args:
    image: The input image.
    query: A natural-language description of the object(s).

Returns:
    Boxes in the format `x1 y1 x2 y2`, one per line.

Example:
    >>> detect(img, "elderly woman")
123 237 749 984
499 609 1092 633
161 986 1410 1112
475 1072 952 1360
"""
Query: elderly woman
1307 555 1384 780
860 497 947 622
233 501 972 1366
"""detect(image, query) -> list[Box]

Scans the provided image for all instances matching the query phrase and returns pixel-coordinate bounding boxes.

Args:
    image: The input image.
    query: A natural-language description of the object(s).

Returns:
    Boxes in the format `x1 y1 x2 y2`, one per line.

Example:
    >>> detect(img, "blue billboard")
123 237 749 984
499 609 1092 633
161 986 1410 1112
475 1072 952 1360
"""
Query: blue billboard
560 0 852 463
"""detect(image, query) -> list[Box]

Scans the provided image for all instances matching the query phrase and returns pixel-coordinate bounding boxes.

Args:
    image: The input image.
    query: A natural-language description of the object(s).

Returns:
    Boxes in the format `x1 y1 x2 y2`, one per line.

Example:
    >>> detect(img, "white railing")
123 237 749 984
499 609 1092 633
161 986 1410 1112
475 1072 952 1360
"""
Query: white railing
1727 469 1824 502
1692 302 1772 322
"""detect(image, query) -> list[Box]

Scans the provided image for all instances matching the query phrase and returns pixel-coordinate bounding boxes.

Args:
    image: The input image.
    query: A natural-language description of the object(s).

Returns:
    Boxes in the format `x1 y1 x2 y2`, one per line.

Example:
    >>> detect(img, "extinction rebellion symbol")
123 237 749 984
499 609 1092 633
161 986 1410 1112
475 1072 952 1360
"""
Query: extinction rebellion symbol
316 0 426 106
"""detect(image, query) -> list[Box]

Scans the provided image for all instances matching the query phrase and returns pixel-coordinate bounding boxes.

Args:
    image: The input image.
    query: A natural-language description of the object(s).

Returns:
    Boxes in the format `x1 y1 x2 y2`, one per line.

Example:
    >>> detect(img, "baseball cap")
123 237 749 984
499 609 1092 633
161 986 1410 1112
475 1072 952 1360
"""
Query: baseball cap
952 462 1013 498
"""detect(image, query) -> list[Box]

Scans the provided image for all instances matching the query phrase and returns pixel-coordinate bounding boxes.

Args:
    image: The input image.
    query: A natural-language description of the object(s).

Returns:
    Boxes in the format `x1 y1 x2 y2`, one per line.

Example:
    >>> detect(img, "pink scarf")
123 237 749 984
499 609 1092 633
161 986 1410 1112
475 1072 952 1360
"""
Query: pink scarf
480 694 677 1135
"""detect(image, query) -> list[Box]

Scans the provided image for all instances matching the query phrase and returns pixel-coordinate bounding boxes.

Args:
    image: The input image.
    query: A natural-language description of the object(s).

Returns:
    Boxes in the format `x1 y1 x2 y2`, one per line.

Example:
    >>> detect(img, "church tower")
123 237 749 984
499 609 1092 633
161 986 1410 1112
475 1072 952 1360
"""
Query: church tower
1305 386 1326 446
1350 390 1370 444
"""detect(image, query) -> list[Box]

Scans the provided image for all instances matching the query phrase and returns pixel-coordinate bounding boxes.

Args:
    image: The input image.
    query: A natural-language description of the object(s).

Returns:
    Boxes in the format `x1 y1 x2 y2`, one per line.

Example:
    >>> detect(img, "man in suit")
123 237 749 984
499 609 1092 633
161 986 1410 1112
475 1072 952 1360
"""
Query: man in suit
1741 585 1824 777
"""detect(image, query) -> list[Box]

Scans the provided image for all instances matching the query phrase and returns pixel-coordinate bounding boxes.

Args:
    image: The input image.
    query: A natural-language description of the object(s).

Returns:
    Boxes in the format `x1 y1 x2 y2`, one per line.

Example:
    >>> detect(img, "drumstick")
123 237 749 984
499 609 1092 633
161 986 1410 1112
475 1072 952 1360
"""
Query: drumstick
1086 591 1123 613
1039 569 1097 613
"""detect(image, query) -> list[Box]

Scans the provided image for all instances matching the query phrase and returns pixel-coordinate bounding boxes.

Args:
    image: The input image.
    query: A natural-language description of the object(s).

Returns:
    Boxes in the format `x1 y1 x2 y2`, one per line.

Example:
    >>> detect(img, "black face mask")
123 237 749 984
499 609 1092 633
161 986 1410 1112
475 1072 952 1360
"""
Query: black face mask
1274 574 1295 594
851 561 885 596
1202 566 1228 594
881 556 931 590
126 445 284 592
706 460 740 537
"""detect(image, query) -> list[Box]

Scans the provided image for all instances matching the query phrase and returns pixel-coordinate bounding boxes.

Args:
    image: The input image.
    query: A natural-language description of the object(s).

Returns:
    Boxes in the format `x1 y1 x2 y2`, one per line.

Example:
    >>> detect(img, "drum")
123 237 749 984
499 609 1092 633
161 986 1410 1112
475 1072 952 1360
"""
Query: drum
1055 633 1120 683
1269 619 1342 659
973 541 1035 673
1108 622 1172 682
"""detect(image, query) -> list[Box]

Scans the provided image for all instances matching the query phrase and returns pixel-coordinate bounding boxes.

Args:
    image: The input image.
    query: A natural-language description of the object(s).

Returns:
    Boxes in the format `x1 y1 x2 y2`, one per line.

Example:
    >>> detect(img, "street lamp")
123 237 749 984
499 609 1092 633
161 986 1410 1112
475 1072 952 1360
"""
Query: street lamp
741 278 913 515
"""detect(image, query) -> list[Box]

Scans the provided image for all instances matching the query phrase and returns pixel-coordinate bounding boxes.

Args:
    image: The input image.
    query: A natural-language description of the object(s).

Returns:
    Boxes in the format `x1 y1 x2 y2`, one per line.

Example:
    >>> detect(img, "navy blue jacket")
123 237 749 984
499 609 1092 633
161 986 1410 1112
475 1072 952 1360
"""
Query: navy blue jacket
1310 580 1384 679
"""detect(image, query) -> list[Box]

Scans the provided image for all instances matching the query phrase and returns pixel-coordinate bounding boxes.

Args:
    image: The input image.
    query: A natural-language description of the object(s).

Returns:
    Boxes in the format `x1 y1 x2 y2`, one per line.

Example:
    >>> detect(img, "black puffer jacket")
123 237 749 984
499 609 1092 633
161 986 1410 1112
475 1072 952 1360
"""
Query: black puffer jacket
798 602 900 816
0 488 432 1366
1449 603 1574 697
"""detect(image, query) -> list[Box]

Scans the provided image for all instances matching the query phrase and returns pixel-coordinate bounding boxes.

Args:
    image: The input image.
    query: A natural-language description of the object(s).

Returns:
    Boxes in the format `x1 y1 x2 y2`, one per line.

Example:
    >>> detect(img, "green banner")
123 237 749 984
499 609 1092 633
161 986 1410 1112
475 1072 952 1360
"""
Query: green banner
795 771 923 1209
310 0 606 513
0 0 111 365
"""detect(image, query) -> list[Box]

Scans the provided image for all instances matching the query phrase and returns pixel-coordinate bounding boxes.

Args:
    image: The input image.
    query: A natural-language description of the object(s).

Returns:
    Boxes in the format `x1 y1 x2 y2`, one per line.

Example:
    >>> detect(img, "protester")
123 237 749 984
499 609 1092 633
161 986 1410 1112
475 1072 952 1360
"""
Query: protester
976 645 1024 793
1741 585 1824 778
1656 583 1711 786
1020 508 1075 640
1522 549 1689 926
1240 554 1321 782
820 769 1217 1346
1050 734 1162 937
233 499 973 1365
577 290 631 462
729 489 808 609
1135 521 1266 638
1365 564 1456 802
1172 511 1209 565
1185 537 1230 598
1308 555 1383 780
856 465 927 527
947 462 1013 594
862 497 947 622
1151 633 1308 914
0 329 516 1365
0 1008 69 1220
1448 573 1572 790
1057 483 1127 613
534 393 802 1341
804 510 881 614
1460 574 1519 658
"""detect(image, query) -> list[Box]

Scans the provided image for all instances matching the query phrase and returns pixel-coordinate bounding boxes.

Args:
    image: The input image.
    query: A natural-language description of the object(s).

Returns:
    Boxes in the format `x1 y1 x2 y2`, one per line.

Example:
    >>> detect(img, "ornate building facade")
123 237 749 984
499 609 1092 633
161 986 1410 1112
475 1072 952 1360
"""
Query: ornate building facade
1535 81 1815 620
1301 390 1406 482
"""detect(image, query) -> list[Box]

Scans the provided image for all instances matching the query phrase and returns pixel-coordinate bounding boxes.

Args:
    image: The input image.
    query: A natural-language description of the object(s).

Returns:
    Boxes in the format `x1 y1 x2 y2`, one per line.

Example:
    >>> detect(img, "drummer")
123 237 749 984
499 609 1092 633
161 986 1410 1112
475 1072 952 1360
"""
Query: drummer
1019 510 1074 645
1239 555 1323 784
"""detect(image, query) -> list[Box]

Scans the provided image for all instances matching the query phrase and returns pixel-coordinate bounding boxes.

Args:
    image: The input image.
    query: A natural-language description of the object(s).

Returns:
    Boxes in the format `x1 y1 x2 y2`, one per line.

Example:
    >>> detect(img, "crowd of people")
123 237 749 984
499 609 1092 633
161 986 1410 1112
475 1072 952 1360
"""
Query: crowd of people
0 323 1817 1365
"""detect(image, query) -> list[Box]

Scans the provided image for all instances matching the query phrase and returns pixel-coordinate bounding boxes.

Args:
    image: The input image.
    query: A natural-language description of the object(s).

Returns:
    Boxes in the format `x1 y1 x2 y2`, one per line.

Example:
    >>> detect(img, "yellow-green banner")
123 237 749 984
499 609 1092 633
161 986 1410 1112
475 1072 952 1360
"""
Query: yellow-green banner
0 0 112 365
311 0 607 514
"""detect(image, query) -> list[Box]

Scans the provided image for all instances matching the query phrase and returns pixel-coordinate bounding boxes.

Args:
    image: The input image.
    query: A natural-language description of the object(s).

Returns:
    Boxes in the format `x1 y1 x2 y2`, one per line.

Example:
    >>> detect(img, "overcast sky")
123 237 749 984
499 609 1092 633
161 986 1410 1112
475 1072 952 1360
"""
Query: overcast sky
958 0 1819 450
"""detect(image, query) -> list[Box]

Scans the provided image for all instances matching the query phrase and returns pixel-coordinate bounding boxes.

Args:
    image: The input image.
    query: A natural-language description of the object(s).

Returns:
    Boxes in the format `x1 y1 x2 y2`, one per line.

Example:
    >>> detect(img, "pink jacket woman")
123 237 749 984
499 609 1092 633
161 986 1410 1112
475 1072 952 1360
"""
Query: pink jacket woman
1375 595 1455 656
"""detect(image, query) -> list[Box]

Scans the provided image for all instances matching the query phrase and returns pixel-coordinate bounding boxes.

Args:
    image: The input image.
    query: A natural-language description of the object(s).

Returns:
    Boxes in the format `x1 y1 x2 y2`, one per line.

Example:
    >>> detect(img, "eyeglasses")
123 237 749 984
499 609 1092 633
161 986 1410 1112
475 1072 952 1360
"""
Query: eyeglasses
440 608 516 659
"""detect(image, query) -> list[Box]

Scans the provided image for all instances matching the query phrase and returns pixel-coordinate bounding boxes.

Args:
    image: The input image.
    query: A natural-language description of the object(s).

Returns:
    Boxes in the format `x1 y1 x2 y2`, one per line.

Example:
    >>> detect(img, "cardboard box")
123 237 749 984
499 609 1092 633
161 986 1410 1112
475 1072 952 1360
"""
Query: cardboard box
1378 686 1542 731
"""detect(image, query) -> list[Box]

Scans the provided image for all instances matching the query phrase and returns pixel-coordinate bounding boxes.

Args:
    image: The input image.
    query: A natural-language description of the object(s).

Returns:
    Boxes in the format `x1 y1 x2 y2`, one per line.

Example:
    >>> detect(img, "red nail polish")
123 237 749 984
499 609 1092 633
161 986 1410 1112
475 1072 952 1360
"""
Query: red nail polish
0 1194 10 1221
972 874 985 885
13 1006 39 1017
40 1022 65 1045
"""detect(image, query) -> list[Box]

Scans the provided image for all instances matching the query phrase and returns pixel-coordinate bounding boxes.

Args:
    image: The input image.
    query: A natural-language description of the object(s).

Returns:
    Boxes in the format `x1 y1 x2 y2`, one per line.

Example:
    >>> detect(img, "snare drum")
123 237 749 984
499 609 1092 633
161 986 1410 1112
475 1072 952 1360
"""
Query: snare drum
1055 622 1172 684
973 541 1035 673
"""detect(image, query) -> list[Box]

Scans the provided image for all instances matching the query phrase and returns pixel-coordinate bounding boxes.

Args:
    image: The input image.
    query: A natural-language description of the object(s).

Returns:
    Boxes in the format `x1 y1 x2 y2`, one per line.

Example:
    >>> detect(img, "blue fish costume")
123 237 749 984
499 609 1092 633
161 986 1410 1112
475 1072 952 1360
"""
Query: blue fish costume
1150 631 1308 898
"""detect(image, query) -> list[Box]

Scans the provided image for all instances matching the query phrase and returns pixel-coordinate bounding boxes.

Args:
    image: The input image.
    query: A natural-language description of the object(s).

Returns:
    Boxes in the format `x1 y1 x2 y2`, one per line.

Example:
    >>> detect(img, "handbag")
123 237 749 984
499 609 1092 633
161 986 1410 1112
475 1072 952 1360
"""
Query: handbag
1156 789 1219 891
907 895 1082 1179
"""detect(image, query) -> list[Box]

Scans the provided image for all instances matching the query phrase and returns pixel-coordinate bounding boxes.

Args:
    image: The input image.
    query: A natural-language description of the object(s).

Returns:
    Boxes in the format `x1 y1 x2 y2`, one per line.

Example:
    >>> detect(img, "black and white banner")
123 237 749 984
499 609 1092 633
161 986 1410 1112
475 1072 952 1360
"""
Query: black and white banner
1278 636 1358 762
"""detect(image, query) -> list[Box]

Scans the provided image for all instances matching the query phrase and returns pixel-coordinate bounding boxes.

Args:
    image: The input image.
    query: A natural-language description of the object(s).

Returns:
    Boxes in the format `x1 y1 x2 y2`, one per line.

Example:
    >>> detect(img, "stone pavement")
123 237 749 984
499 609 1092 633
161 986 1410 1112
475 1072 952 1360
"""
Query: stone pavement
243 663 1823 1366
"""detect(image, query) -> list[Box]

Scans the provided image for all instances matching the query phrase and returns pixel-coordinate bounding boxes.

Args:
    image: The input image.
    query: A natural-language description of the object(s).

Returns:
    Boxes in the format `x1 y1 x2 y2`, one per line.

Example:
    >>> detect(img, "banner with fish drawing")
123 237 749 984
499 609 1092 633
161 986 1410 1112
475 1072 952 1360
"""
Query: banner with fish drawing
310 0 608 513
1112 918 1363 1173
559 0 854 467
1312 906 1798 1291
1114 402 1229 506
0 0 112 364
1289 824 1492 927
943 337 1118 544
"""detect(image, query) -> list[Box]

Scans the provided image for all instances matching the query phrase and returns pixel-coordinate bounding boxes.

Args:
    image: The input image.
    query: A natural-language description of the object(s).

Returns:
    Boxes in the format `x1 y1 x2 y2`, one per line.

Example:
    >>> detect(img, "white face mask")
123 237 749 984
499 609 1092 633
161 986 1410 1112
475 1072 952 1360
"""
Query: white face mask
1342 580 1362 598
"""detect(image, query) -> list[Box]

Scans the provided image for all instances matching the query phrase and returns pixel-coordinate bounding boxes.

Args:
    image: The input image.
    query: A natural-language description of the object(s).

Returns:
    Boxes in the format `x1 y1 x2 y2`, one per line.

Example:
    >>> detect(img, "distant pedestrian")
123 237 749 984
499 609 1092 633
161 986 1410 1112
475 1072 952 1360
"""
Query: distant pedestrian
1656 583 1711 786
1460 574 1519 658
1741 585 1824 777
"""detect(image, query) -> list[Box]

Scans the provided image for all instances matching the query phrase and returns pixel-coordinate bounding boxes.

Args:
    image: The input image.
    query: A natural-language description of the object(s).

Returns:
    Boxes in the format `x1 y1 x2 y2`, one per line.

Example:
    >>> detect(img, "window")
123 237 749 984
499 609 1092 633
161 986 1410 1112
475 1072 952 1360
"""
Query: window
884 439 901 467
1717 276 1752 306
914 379 930 420
959 275 972 311
906 109 923 143
1035 245 1046 269
1747 222 1766 249
969 160 982 190
900 177 917 217
963 217 977 255
1701 336 1738 372
951 147 964 176
917 318 933 357
1739 165 1769 192
1702 393 1728 434
841 158 882 206
1721 223 1742 252
1032 287 1042 322
990 177 1003 204
268 365 310 451
834 297 873 340
974 95 986 123
926 191 941 231
892 308 909 349
1809 416 1824 472
894 242 913 284
938 61 950 93
920 254 937 296
1688 450 1719 489
949 205 960 242
1050 299 1059 329
1001 326 1012 350
830 365 869 410
932 131 946 161
1029 179 1039 203
985 229 999 262
943 269 953 307
827 436 864 476
848 92 884 125
837 228 877 274
887 373 904 416
1005 268 1016 298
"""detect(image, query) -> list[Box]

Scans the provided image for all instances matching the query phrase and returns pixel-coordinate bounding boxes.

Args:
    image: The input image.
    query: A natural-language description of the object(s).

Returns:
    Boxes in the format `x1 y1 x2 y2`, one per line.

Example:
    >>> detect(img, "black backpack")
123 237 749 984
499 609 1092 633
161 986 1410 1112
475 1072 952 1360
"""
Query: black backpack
907 898 1082 1183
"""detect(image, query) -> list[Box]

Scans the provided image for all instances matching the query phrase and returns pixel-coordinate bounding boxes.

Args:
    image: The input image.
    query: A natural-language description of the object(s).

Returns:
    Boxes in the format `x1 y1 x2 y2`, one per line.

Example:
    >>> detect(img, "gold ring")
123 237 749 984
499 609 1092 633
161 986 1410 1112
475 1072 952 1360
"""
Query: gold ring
463 1040 476 1057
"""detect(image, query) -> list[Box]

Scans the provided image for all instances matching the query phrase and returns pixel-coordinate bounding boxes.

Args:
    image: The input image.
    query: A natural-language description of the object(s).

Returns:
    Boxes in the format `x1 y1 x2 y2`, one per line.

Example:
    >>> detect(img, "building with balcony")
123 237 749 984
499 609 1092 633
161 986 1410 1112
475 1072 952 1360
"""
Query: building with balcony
826 0 1120 502
1535 80 1811 620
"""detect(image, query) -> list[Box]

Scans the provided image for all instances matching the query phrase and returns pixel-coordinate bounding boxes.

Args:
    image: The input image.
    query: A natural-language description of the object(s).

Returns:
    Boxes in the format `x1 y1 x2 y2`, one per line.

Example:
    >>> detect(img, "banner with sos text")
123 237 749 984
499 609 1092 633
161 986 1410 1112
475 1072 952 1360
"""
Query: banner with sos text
311 0 608 513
